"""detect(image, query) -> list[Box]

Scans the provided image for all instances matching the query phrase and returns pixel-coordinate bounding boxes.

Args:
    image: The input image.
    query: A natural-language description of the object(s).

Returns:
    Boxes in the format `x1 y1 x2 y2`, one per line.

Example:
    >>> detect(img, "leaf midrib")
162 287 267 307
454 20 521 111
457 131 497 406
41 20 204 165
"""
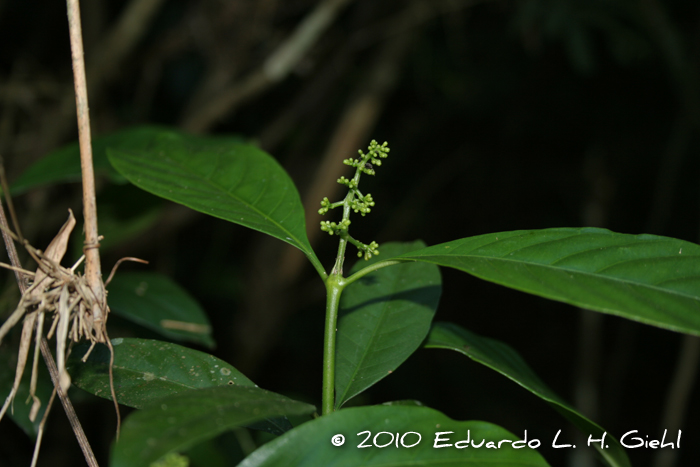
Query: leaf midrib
401 253 700 301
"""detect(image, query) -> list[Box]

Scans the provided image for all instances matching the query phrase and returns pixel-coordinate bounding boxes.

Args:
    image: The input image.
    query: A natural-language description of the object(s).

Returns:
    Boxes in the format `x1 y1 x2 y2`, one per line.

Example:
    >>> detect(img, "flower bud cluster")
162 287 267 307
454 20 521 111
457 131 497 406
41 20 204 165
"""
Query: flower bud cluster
320 219 351 235
319 140 389 260
357 241 379 261
343 140 390 176
318 197 332 215
350 193 375 216
337 176 358 189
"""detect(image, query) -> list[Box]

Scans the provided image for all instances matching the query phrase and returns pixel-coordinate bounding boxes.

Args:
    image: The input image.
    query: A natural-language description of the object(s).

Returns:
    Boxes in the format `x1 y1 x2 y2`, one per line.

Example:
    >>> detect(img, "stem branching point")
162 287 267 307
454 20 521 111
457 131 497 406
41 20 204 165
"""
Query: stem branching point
320 140 389 415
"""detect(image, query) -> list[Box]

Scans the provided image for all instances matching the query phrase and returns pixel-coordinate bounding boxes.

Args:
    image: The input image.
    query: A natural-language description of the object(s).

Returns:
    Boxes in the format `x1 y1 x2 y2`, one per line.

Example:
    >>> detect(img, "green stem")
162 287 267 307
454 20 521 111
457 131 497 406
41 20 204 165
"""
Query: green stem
331 237 348 276
330 185 355 275
321 144 384 415
343 234 368 252
322 274 345 415
344 259 405 287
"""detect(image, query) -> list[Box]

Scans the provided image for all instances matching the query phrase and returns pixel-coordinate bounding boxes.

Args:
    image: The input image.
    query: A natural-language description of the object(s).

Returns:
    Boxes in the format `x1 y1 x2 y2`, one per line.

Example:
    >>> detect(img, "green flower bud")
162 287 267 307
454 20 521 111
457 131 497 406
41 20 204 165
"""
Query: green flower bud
323 140 390 264
321 220 338 235
318 197 331 215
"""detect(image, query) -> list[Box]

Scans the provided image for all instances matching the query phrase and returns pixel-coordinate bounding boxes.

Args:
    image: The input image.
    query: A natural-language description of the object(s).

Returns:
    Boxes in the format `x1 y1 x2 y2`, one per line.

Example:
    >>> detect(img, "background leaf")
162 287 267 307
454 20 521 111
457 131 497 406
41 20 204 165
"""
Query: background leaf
107 272 215 348
335 241 441 408
110 386 315 467
395 228 700 335
425 321 630 467
68 338 252 408
380 399 426 407
10 126 189 194
68 338 292 435
80 184 165 255
106 127 323 274
239 405 551 467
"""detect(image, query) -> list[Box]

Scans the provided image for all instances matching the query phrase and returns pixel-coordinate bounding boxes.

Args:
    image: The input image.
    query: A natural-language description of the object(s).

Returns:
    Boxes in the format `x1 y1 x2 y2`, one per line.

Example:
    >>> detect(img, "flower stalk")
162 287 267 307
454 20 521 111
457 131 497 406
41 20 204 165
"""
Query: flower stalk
320 140 389 275
319 140 389 414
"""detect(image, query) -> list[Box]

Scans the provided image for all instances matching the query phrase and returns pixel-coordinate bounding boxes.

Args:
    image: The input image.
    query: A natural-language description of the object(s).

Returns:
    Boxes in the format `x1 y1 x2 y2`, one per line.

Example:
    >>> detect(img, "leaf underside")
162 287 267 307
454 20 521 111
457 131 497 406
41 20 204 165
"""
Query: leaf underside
425 321 630 467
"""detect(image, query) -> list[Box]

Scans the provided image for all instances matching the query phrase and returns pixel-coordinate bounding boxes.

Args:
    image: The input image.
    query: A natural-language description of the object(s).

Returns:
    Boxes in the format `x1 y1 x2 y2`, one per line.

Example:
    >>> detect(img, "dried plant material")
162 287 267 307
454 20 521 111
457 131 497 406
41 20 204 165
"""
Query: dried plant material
28 312 45 422
0 311 37 422
31 383 57 467
0 209 115 425
160 319 211 334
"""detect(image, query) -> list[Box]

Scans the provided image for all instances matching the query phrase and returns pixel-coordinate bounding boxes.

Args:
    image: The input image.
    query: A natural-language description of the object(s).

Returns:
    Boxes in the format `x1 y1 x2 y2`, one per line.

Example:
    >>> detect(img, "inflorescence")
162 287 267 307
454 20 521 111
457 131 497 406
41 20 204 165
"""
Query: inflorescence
319 140 389 261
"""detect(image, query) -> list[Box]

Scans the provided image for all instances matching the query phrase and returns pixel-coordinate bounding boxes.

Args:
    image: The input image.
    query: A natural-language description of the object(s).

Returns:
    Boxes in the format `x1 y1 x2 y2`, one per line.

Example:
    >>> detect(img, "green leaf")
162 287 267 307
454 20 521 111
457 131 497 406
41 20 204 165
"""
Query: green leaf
182 437 232 467
425 321 630 467
10 126 185 194
107 272 215 348
106 128 324 276
68 338 292 435
396 228 700 335
111 386 315 467
91 184 165 253
335 241 441 408
150 452 189 467
81 205 162 255
239 405 551 467
68 338 253 408
380 399 426 407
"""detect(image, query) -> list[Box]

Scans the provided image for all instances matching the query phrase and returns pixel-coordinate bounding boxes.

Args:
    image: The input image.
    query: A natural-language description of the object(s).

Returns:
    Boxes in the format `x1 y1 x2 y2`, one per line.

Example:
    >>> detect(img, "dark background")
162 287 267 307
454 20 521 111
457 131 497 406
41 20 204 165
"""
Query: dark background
0 0 699 466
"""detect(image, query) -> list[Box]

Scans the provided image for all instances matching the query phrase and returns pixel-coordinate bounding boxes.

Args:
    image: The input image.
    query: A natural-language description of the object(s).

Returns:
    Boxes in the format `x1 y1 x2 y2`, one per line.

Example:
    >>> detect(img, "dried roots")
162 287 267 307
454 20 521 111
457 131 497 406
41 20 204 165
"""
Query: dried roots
0 209 114 425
